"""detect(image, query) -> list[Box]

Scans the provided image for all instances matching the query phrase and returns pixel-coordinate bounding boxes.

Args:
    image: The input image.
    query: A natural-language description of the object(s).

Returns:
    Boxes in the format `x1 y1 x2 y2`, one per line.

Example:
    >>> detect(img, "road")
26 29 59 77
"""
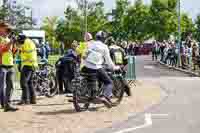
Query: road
98 55 200 133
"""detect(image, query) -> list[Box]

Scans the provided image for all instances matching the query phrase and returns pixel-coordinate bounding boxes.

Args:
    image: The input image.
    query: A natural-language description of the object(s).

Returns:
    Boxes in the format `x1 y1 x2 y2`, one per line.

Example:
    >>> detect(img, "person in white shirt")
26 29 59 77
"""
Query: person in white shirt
82 31 119 108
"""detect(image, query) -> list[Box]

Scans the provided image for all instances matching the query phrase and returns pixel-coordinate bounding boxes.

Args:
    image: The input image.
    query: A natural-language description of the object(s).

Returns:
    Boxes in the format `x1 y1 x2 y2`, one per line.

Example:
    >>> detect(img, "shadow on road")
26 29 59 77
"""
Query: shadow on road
36 106 104 115
32 103 67 107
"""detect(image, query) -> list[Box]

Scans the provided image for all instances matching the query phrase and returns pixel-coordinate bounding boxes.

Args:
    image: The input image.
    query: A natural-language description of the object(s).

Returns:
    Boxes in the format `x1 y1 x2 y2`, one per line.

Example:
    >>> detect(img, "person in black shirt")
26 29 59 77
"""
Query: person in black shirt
106 37 132 96
56 41 79 94
160 42 166 62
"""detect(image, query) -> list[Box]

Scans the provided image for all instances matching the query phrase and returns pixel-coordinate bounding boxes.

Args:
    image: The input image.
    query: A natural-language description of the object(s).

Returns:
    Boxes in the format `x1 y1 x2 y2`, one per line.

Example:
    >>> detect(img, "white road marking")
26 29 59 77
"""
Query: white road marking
114 113 169 133
144 66 155 69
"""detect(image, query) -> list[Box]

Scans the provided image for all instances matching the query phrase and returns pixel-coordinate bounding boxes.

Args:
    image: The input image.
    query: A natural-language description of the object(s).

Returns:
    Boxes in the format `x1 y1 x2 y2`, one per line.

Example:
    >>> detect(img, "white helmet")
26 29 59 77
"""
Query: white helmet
84 32 93 41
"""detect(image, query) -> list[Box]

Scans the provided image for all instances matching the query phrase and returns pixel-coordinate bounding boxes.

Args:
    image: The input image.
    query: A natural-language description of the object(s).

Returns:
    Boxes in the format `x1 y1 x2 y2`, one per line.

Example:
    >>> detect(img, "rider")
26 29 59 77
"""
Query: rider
106 37 132 96
82 31 120 108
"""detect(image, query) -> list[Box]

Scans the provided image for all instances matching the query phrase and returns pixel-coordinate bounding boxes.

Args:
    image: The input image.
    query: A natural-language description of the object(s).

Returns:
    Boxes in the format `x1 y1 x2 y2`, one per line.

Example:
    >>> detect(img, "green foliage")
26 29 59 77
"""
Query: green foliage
194 15 200 42
150 0 178 41
87 1 107 33
55 6 82 46
124 0 151 43
42 0 197 45
41 16 60 49
111 0 129 40
0 5 33 29
0 7 9 21
180 13 195 40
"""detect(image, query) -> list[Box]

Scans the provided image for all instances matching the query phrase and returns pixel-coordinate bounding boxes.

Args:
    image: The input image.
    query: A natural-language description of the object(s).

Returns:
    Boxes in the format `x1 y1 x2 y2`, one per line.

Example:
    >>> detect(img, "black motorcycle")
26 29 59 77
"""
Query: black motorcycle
71 65 126 112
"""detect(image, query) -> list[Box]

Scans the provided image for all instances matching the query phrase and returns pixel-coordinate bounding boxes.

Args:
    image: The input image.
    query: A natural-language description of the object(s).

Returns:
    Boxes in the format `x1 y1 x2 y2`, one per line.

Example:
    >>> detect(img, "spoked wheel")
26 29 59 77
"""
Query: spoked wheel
112 77 125 105
72 80 90 112
72 79 90 112
45 72 58 98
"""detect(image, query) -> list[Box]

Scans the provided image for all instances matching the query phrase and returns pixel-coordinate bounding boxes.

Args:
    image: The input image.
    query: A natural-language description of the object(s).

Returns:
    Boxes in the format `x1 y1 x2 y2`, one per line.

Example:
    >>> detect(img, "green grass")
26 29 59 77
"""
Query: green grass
48 55 61 65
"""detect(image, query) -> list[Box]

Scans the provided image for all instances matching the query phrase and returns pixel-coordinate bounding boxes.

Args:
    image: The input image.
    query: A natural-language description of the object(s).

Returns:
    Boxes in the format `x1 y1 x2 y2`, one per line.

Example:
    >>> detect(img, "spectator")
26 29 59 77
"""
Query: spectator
163 43 169 64
17 34 38 105
181 43 187 69
192 42 199 70
152 41 159 61
186 44 192 69
134 43 140 56
127 43 134 56
160 42 166 62
170 43 177 67
0 22 18 112
39 41 50 61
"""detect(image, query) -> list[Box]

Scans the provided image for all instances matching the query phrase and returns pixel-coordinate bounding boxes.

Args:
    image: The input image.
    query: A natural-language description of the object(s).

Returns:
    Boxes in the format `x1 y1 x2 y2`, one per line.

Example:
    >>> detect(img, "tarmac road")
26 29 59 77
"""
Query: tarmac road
97 56 200 133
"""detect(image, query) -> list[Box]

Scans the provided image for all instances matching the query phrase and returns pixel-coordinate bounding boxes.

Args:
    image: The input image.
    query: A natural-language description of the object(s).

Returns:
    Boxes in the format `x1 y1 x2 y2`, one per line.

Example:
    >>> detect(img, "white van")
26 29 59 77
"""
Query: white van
22 30 45 47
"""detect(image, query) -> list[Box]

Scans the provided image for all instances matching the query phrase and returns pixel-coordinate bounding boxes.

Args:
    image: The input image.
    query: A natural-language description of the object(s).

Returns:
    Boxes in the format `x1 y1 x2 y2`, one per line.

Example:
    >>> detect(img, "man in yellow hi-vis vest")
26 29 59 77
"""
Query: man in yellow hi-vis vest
0 22 18 112
76 32 94 69
17 34 38 105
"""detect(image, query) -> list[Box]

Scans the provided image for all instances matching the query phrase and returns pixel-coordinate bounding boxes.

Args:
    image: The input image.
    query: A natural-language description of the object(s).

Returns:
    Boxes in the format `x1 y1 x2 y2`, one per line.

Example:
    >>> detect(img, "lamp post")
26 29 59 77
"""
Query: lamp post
178 0 181 67
84 0 87 34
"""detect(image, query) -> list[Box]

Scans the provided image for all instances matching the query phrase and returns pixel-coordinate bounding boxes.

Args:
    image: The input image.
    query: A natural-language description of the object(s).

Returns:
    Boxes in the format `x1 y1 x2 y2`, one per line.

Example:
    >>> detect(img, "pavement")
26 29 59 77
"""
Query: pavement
98 56 200 133
159 61 200 77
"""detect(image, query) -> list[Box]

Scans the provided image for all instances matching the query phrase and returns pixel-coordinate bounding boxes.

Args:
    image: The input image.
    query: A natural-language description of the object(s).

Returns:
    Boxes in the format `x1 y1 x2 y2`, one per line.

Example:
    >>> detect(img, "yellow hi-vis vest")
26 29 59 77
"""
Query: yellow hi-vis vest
2 50 14 66
20 39 38 67
76 42 87 58
1 38 14 66
76 42 88 69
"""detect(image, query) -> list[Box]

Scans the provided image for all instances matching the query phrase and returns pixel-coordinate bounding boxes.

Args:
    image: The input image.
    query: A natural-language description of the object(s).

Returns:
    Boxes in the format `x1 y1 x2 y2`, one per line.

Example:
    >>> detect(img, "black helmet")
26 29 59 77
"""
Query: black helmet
105 37 115 46
18 33 26 44
96 31 107 42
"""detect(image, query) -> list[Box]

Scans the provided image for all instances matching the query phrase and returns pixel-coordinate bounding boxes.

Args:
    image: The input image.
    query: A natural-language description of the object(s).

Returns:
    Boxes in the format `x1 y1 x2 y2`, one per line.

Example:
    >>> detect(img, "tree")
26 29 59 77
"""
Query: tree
87 1 108 33
180 13 195 40
124 0 151 43
150 0 178 41
0 3 34 29
194 15 200 42
55 1 109 45
0 6 9 21
42 16 60 49
55 6 82 45
111 0 130 40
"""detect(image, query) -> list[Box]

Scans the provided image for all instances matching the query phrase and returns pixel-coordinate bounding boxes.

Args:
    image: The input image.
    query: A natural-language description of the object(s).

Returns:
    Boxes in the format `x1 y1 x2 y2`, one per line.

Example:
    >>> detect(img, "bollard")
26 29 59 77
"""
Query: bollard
126 56 136 80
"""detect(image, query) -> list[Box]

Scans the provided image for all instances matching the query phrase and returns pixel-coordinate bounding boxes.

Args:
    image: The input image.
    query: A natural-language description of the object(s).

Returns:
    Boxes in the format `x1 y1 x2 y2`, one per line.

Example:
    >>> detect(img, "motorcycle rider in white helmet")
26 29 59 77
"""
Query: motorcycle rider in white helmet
82 31 120 108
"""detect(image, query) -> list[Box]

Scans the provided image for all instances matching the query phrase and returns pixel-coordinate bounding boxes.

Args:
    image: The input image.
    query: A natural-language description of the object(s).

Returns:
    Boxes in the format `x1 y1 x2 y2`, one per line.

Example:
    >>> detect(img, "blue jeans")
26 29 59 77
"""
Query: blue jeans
20 66 36 103
82 67 113 98
0 67 14 106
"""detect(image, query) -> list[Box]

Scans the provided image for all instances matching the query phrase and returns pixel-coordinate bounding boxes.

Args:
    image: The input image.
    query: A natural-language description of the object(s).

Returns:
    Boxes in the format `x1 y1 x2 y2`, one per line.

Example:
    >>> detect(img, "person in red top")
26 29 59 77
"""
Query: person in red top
0 22 18 112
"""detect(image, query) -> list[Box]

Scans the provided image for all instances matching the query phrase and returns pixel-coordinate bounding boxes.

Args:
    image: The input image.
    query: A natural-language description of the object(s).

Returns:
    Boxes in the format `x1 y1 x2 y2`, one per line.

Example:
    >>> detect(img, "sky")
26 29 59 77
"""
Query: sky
31 0 200 26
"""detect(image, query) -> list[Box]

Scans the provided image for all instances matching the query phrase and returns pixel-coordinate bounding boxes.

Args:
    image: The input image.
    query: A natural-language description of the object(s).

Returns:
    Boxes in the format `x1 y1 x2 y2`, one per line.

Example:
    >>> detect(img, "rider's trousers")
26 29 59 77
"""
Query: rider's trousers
82 67 113 98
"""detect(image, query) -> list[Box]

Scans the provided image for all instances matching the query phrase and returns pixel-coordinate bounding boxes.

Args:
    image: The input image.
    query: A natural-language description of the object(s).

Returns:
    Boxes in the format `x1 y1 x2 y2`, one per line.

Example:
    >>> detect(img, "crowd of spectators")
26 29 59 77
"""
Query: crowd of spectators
152 37 200 71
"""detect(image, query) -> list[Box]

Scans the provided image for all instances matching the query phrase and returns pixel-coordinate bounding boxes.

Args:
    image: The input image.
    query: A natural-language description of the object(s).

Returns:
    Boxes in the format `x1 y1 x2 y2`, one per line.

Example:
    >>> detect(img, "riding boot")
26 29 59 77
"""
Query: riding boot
125 85 132 96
